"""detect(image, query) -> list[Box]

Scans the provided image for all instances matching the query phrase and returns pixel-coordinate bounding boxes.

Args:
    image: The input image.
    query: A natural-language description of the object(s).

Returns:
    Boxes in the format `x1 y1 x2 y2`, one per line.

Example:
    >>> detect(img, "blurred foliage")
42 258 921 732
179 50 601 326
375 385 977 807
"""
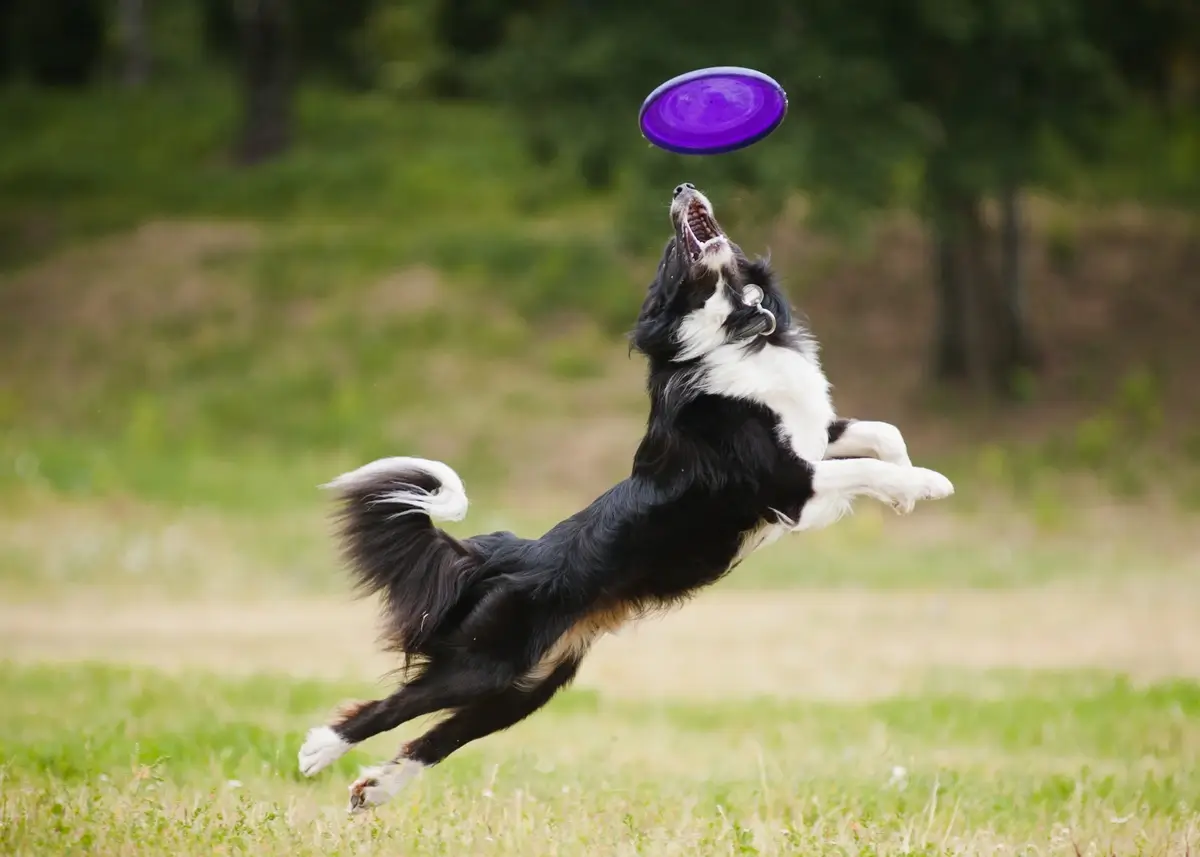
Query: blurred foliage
462 0 1195 230
359 0 444 97
1 0 1198 505
0 81 642 496
199 0 377 87
1 0 107 86
453 0 1196 393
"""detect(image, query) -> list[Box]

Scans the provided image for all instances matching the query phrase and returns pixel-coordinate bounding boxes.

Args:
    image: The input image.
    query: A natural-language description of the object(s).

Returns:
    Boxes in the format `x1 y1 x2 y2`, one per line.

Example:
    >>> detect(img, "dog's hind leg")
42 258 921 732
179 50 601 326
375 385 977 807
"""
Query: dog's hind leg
345 658 581 813
298 659 519 778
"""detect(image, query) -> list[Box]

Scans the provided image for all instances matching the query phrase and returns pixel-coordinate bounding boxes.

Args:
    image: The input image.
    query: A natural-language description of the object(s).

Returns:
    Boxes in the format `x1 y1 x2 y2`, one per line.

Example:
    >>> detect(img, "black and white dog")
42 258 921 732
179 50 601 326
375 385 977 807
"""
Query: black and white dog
298 183 953 812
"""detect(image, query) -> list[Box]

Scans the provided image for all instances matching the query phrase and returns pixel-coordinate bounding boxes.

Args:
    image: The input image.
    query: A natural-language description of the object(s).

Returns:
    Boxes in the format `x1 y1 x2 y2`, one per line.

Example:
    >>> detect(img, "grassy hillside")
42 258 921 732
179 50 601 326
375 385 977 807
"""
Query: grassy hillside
2 82 1199 516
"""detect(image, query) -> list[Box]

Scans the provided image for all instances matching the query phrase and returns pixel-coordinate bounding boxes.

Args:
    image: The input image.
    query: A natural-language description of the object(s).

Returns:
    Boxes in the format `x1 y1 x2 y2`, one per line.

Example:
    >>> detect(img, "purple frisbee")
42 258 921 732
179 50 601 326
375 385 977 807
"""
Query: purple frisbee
639 66 788 155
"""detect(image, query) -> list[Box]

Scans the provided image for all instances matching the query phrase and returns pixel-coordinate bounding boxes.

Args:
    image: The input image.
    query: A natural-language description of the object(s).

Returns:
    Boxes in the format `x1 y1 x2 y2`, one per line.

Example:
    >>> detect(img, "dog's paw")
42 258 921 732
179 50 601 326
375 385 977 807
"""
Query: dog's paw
298 726 351 777
873 424 912 467
346 760 425 814
347 768 389 814
889 467 954 514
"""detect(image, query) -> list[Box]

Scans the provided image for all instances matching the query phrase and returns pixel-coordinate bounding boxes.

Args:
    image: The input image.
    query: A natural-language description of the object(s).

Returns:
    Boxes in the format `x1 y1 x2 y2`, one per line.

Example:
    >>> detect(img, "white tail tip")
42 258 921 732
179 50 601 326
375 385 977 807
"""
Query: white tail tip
323 456 469 522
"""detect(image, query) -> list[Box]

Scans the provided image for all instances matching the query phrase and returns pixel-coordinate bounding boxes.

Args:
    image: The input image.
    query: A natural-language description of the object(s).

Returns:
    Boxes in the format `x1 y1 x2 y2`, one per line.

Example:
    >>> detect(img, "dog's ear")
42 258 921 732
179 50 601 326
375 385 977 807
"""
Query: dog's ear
630 239 685 359
638 238 683 320
745 255 775 288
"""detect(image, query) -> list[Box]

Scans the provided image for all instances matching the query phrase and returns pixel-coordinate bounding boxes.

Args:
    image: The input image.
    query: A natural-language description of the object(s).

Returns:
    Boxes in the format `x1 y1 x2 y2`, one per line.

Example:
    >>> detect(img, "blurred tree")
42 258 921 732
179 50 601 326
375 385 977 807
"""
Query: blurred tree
430 0 541 94
233 0 295 164
0 0 14 80
5 0 106 86
848 0 1118 390
202 0 376 85
117 0 150 88
435 0 516 56
359 0 443 98
471 0 1136 395
201 0 377 164
1088 0 1200 108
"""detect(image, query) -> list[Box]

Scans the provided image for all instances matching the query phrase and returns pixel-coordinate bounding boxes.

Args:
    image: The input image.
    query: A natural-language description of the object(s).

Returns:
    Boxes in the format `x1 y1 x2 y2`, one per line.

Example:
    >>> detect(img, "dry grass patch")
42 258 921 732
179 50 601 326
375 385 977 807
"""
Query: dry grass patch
4 580 1199 701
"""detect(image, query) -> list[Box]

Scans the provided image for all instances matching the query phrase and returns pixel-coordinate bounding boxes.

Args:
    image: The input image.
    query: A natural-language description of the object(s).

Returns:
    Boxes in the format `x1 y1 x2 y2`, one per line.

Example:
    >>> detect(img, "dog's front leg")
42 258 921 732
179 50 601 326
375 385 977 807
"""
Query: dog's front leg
825 419 912 467
791 458 953 532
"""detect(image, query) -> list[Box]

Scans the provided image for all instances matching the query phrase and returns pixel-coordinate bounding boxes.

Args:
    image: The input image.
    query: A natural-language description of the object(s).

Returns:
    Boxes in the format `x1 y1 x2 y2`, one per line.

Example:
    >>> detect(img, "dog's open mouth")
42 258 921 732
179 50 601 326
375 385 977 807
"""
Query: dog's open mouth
686 200 723 252
674 189 728 261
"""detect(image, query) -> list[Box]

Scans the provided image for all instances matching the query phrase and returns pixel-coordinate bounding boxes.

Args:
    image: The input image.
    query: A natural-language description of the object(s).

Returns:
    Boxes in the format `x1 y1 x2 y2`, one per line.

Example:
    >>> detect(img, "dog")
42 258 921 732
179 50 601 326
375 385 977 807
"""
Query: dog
297 183 954 813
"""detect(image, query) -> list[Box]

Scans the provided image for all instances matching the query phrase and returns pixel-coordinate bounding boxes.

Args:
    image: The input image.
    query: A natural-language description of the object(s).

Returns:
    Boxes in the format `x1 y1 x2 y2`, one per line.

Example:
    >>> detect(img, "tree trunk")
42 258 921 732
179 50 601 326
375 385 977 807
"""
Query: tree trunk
927 174 985 387
991 182 1041 393
235 0 294 166
957 196 994 390
118 0 149 88
0 0 16 80
927 172 1044 397
932 218 970 382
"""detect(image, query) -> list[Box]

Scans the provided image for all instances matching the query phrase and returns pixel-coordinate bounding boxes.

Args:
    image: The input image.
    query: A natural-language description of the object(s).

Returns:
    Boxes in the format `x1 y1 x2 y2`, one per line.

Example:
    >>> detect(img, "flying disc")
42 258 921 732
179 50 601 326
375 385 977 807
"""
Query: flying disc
639 66 788 155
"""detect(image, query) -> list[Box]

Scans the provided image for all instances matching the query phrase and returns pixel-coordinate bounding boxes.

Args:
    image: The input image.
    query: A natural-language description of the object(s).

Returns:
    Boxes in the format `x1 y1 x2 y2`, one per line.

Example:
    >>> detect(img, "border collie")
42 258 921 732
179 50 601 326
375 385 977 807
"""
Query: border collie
298 183 954 812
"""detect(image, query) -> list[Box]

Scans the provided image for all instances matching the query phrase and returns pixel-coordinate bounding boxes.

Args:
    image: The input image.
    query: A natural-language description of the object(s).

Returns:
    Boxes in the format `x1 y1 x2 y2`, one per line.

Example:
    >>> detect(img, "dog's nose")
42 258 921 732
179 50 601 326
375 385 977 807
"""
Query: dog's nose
673 183 695 199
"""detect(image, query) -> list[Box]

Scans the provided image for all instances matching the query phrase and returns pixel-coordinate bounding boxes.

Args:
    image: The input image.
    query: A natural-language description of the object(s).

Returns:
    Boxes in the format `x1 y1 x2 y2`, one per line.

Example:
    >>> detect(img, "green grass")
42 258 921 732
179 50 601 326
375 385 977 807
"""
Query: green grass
0 81 538 239
0 80 635 327
2 480 1194 600
2 663 1197 856
0 79 652 495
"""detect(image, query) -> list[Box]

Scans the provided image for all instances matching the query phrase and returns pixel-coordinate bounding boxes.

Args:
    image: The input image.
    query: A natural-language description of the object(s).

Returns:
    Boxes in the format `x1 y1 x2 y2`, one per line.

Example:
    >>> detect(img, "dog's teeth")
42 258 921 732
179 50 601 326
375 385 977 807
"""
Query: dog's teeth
683 203 721 246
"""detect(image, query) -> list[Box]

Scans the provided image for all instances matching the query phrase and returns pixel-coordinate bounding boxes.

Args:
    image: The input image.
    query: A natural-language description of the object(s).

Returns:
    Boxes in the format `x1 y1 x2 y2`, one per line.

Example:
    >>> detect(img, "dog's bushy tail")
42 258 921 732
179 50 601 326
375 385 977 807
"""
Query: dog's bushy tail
323 457 480 660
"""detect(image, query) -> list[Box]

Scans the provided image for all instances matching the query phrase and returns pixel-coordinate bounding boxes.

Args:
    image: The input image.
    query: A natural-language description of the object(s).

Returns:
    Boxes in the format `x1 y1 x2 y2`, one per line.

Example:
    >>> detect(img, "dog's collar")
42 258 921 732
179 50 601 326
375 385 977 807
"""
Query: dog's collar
740 284 776 337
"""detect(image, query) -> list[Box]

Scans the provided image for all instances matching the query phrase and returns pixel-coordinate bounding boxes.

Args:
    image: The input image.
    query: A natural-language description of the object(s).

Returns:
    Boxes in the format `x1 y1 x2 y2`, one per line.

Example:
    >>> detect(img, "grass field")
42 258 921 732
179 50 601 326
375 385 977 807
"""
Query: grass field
4 489 1199 855
3 82 1199 855
3 636 1199 855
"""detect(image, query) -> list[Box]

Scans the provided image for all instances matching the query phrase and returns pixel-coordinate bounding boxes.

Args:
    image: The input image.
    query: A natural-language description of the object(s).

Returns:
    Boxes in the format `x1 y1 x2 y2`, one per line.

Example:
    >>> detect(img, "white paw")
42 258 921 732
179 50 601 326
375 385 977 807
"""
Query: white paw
298 726 351 777
889 467 954 514
346 760 425 814
874 424 912 467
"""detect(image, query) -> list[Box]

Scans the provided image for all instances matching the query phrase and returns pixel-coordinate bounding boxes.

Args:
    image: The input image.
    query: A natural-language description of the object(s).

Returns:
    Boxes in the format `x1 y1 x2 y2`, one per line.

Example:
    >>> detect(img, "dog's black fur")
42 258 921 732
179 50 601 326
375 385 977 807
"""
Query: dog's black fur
301 183 947 811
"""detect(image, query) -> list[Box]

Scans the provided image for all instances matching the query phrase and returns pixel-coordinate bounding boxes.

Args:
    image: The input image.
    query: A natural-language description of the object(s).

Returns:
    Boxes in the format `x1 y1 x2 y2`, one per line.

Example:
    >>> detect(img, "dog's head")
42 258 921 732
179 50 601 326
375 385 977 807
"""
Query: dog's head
632 183 790 365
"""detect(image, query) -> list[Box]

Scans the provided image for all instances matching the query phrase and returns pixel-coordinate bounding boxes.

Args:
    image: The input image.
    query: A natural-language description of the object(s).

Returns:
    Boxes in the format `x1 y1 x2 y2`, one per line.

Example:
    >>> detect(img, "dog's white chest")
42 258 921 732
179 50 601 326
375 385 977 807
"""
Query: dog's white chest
702 341 834 464
675 285 835 465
